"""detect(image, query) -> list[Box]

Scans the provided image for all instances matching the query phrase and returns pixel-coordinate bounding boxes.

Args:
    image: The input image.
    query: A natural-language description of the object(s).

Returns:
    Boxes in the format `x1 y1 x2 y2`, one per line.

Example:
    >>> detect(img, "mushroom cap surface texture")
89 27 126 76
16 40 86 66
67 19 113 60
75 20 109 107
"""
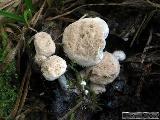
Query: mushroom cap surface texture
35 55 47 66
90 83 106 94
41 55 67 81
87 51 120 85
34 32 56 57
62 17 109 66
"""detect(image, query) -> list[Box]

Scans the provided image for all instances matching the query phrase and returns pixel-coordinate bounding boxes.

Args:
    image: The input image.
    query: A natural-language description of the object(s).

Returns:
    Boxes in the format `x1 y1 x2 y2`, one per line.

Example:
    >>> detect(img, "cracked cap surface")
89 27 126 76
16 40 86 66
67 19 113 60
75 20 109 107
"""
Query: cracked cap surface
41 55 67 81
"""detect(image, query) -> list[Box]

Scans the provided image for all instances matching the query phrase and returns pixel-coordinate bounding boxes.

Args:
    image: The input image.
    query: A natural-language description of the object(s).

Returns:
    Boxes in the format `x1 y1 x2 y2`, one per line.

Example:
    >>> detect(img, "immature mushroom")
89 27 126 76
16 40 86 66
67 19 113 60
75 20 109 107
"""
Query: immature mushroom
113 50 126 61
62 17 109 66
87 51 120 85
90 83 106 94
34 32 56 57
79 51 120 94
41 55 67 81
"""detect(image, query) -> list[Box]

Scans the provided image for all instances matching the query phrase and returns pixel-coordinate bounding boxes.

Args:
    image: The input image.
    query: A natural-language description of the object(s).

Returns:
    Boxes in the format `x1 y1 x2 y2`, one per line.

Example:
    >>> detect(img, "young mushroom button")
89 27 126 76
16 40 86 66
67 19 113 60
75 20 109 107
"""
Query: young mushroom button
113 50 126 61
34 32 56 57
62 17 109 66
41 55 67 81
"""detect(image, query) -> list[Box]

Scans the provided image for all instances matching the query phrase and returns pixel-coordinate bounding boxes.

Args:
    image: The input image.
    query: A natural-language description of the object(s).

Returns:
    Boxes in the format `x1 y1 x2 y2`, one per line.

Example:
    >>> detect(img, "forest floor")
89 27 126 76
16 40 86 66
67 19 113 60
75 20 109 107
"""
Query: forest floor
0 0 160 120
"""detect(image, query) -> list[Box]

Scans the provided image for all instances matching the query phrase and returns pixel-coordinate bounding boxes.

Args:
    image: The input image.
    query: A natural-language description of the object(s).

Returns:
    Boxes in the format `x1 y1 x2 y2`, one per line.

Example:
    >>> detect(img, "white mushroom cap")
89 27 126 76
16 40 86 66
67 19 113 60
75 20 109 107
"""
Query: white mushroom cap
86 51 120 85
90 83 106 94
41 55 67 81
62 17 109 66
84 90 89 95
35 54 47 66
113 50 126 61
34 32 56 57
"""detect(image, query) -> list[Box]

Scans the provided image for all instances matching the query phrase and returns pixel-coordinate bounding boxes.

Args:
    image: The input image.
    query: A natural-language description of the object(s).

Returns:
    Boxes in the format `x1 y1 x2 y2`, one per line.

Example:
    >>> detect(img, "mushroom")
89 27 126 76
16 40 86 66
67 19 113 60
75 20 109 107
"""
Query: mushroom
85 51 120 94
34 32 56 57
62 17 109 66
90 83 106 94
113 50 126 61
84 90 89 95
80 80 87 90
87 51 120 85
41 55 67 81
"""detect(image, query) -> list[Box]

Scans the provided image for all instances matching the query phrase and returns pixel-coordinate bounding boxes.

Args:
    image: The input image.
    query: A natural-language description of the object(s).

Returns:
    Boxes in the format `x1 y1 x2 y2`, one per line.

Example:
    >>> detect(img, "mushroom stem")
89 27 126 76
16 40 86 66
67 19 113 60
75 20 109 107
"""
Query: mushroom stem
80 80 86 90
58 75 68 91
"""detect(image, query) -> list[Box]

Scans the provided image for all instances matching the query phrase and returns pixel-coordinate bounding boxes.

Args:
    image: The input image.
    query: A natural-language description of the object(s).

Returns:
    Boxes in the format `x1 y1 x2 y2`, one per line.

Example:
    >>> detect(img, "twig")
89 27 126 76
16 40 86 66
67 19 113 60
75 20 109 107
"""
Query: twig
57 16 75 22
79 14 88 20
145 0 160 8
10 63 32 119
0 0 17 10
136 29 153 97
17 65 31 114
130 10 155 47
141 29 153 63
28 27 38 33
54 33 63 42
30 0 46 27
46 3 110 21
64 0 80 11
15 107 43 120
58 101 83 120
46 1 156 21
149 72 160 75
145 45 160 50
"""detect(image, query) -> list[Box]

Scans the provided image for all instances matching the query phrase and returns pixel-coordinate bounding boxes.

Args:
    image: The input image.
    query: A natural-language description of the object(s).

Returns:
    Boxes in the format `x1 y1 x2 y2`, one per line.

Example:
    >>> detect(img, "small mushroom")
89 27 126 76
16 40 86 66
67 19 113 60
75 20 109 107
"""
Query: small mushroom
41 55 67 81
90 83 106 94
62 17 109 66
34 32 56 57
80 51 120 94
84 90 89 95
113 50 126 61
87 51 120 85
80 80 87 90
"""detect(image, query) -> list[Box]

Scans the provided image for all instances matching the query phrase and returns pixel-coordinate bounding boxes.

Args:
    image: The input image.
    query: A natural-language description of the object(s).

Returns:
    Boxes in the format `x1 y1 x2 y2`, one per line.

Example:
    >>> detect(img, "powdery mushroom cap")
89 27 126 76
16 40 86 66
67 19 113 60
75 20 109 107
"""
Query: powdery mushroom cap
62 17 109 66
34 32 56 57
35 54 47 66
41 55 67 81
86 51 120 85
90 83 106 94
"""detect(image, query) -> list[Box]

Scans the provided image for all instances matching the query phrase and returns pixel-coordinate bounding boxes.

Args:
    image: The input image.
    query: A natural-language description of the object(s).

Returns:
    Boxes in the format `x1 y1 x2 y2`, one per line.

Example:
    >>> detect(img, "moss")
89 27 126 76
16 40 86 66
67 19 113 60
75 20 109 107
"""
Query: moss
0 61 19 118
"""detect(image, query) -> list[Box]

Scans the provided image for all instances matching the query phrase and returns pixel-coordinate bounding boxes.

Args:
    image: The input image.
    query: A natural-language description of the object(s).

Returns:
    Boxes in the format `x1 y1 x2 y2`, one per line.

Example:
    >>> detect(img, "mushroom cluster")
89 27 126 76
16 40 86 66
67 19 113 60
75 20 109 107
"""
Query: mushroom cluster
34 32 67 81
62 17 125 94
86 51 120 94
62 17 126 94
33 17 126 95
